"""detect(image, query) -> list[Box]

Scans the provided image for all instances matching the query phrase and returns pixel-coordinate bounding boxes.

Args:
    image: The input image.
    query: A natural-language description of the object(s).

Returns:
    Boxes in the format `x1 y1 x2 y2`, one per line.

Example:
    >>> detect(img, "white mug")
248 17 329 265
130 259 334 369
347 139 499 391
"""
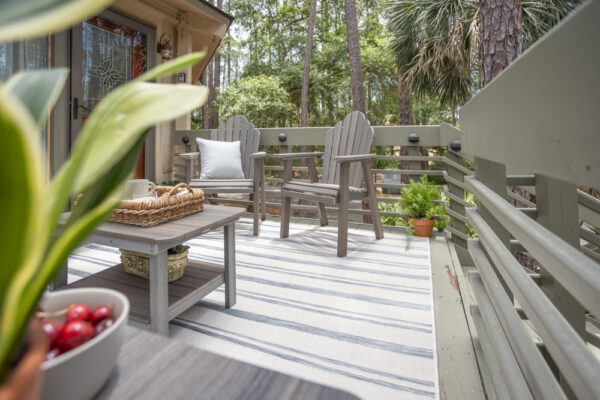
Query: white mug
125 179 156 199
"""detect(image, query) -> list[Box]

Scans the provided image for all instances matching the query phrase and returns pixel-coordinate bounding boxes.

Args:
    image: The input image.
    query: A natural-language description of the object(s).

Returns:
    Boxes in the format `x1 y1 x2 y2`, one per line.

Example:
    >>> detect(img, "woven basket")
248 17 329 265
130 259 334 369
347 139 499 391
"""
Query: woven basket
120 247 189 282
109 183 204 227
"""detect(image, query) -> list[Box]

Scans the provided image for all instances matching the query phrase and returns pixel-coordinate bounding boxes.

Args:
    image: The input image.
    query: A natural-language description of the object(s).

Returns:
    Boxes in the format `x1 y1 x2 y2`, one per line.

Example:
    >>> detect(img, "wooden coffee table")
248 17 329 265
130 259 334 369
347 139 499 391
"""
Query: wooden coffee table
54 205 245 335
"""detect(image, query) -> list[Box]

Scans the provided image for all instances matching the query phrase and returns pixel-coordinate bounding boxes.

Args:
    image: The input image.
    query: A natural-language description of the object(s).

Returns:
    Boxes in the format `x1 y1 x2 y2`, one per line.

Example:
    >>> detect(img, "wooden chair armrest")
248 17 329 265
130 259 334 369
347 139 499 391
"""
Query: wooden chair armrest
333 154 376 163
251 151 267 159
271 152 324 160
179 152 199 160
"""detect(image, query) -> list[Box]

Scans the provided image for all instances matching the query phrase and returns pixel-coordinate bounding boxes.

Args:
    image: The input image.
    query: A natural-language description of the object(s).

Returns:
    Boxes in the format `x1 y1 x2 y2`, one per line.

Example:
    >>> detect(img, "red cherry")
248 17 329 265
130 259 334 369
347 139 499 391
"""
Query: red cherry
60 320 94 352
91 305 113 325
45 348 61 361
65 304 91 324
41 321 64 349
94 318 114 336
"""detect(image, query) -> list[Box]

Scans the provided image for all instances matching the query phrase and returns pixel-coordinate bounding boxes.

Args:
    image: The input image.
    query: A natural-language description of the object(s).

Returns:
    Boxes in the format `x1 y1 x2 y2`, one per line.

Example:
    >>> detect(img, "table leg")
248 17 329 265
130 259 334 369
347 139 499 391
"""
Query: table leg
224 222 236 308
49 261 68 291
149 251 169 335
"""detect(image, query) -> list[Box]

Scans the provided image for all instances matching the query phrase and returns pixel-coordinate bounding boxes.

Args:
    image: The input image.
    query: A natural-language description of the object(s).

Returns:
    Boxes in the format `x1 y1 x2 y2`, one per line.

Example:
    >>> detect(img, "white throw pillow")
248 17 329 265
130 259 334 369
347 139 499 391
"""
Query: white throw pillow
196 138 245 179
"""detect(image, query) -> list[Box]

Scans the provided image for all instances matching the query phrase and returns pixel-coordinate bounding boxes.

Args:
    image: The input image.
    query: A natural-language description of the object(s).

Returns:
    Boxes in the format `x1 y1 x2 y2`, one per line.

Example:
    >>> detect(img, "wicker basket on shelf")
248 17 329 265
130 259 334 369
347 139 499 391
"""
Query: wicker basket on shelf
120 246 190 282
109 183 204 227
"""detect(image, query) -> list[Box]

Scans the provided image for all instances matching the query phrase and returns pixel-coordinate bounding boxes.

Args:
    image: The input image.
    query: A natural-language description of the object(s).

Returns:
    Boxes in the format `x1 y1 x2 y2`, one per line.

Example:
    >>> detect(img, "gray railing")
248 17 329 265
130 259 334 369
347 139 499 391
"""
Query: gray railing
458 0 600 398
174 123 474 258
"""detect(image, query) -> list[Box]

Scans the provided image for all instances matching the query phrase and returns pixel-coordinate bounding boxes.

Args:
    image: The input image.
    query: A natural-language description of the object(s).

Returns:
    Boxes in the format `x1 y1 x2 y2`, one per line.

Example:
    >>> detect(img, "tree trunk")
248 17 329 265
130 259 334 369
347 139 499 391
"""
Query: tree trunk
207 59 215 128
480 0 523 86
300 0 318 127
397 67 413 182
210 0 223 128
201 71 209 129
397 68 411 125
344 0 365 113
227 35 231 85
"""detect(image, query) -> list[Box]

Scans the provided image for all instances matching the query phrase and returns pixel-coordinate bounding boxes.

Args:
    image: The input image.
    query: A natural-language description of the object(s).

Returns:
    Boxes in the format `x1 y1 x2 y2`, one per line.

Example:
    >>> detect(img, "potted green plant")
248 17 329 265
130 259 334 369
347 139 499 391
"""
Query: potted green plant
0 0 209 397
398 176 447 237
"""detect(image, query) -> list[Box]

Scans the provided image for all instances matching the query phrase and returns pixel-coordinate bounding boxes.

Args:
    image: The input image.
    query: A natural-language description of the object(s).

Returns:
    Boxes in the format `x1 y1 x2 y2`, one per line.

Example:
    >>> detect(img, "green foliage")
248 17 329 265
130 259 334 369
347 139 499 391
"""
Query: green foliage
168 244 188 255
387 0 582 112
216 75 295 128
0 0 114 42
0 1 208 381
398 176 446 220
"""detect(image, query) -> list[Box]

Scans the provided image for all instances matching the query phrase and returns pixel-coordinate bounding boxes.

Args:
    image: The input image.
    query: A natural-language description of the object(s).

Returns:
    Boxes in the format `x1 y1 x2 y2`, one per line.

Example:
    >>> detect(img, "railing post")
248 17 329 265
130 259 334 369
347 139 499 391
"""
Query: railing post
446 149 471 265
535 174 586 337
407 145 420 182
474 157 513 301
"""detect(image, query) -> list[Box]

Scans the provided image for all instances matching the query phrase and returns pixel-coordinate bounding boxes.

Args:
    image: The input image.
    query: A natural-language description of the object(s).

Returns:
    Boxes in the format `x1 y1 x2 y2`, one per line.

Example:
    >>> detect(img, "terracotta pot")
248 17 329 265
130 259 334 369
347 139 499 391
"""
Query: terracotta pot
0 320 49 400
410 218 435 237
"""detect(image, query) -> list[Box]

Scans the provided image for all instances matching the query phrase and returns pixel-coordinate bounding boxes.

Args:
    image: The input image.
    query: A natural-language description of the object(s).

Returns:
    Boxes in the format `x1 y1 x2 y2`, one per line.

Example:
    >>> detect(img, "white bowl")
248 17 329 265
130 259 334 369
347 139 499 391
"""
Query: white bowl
39 288 129 400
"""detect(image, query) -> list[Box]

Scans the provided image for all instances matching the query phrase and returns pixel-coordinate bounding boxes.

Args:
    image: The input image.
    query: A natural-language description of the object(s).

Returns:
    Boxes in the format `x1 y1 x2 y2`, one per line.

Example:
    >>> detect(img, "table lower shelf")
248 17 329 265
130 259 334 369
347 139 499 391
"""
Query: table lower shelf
66 260 224 325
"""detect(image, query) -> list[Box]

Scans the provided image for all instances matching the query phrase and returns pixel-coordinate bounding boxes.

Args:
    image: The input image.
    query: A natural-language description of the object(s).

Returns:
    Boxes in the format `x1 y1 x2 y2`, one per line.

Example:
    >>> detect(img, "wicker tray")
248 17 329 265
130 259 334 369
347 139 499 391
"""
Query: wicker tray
109 183 204 227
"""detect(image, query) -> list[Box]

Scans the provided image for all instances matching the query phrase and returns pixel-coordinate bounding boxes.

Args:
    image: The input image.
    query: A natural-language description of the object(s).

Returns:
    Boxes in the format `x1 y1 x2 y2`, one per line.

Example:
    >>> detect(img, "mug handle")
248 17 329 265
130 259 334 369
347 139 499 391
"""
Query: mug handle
148 181 156 194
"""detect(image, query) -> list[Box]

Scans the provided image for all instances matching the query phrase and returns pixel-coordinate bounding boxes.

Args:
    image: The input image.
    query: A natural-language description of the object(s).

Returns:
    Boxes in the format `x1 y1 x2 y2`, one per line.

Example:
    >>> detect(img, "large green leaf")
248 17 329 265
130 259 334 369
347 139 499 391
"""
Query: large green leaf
44 56 208 255
0 88 45 376
0 88 44 300
68 135 145 225
136 52 206 82
0 0 114 42
1 137 146 379
71 82 209 192
3 69 69 129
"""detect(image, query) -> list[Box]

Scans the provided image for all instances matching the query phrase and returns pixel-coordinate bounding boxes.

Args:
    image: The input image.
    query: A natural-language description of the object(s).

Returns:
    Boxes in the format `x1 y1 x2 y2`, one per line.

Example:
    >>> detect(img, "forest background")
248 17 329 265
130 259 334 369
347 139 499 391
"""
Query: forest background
192 0 580 130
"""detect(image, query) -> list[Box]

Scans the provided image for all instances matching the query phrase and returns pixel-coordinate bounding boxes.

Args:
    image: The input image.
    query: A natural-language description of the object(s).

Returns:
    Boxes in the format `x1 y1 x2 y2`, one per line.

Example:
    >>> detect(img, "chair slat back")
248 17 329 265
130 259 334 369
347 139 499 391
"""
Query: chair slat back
210 115 260 178
321 111 374 187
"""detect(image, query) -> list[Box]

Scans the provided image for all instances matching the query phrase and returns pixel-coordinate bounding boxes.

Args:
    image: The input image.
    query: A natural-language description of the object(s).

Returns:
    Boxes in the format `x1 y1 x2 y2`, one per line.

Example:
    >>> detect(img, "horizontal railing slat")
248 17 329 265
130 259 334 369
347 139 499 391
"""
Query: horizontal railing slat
580 227 600 248
442 171 466 190
371 169 444 176
469 306 517 400
578 190 600 214
468 242 566 400
443 157 474 176
469 275 536 400
506 175 536 186
465 176 600 319
467 210 600 400
507 190 536 208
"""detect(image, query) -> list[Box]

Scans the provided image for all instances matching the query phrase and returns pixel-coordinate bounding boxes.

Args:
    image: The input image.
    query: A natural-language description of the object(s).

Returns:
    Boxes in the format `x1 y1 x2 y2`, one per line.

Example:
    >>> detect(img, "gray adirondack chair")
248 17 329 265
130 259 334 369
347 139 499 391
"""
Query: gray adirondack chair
277 111 383 257
180 115 266 236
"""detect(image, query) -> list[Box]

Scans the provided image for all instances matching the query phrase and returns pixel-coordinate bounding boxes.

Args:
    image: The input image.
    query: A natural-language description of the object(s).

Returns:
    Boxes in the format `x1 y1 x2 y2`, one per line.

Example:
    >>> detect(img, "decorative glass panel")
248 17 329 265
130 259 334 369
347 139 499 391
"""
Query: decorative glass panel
81 16 147 118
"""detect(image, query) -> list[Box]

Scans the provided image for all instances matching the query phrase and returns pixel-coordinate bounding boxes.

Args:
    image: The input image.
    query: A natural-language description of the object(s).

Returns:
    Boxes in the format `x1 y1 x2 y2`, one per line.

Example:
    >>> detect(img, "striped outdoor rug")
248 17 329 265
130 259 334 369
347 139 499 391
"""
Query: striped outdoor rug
68 219 438 399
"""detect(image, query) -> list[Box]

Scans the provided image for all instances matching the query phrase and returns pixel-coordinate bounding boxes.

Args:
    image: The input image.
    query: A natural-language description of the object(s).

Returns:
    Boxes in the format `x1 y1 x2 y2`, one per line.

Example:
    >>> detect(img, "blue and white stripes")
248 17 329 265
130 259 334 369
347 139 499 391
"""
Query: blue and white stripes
68 219 439 399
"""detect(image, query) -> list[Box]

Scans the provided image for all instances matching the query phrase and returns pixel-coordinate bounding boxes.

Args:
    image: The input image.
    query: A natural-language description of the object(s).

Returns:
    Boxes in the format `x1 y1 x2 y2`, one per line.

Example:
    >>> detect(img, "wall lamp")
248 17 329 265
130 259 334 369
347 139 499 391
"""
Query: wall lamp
157 33 173 60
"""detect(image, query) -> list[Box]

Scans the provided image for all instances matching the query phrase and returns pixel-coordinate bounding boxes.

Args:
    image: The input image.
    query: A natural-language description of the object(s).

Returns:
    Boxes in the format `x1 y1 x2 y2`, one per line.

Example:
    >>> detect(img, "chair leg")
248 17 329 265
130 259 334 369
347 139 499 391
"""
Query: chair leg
261 177 267 221
369 197 384 240
338 163 350 257
337 200 348 257
281 194 291 238
317 202 328 226
361 159 384 240
253 187 260 236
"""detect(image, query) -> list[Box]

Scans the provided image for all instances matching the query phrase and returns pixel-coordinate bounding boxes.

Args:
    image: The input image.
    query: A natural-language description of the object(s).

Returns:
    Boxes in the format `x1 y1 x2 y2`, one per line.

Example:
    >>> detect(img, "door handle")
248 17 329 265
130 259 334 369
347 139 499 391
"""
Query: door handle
73 97 78 120
72 98 92 120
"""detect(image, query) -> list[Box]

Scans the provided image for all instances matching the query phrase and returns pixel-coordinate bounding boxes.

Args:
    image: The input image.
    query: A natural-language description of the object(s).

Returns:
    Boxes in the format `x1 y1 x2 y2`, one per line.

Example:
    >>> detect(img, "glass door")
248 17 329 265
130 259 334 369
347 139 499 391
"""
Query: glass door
71 10 155 178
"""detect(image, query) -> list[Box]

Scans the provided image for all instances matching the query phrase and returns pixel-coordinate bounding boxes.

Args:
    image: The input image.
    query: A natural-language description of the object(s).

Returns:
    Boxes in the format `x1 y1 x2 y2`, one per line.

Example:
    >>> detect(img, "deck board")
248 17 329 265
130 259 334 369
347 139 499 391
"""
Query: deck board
429 233 485 399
